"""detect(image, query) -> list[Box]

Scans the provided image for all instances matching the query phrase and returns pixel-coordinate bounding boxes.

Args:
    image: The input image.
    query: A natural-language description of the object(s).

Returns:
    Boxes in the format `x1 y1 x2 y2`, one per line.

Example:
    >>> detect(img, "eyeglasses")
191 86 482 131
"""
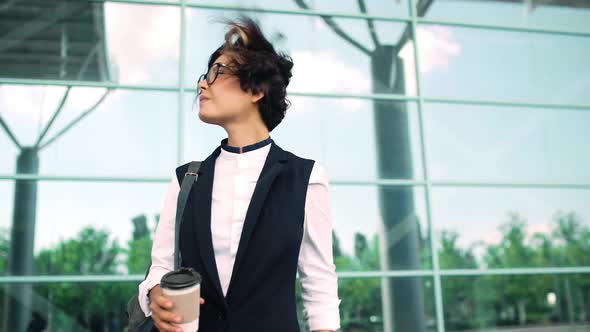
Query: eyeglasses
197 62 235 90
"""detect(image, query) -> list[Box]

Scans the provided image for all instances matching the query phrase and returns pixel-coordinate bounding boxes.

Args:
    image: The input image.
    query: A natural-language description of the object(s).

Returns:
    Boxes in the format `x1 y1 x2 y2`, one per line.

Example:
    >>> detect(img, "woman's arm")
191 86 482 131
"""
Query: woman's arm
137 174 180 316
298 163 341 332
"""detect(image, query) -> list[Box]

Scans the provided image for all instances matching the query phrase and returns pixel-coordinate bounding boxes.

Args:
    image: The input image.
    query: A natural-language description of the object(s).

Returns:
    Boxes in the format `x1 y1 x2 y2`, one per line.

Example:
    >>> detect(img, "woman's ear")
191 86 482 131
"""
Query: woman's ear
251 90 264 104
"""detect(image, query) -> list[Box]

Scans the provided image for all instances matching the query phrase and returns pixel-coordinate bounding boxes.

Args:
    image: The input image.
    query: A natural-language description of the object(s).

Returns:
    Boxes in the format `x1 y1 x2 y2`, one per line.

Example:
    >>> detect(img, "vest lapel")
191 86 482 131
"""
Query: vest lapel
193 147 225 303
226 143 288 300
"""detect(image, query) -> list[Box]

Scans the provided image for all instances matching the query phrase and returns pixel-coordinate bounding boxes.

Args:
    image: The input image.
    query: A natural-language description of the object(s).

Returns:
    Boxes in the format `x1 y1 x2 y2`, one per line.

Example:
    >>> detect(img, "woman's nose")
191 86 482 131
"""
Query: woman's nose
197 77 208 93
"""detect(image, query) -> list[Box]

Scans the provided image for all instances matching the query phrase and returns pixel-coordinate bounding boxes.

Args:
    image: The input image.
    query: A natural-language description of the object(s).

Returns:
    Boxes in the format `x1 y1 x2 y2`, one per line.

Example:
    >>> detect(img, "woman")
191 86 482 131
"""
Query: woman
138 16 340 332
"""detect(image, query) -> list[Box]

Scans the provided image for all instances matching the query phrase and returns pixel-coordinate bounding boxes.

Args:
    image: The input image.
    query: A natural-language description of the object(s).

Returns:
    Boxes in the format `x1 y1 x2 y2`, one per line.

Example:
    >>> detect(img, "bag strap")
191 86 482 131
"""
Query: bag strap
142 161 202 279
174 161 202 270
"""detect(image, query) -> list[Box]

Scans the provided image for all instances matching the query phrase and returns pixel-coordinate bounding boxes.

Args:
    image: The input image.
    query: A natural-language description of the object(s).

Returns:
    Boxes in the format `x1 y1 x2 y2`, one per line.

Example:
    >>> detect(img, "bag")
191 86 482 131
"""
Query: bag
126 161 202 332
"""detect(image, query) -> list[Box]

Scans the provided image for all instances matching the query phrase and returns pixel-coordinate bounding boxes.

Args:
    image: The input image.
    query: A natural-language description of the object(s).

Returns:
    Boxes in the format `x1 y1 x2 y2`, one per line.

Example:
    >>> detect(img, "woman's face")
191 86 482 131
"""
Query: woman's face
197 54 258 127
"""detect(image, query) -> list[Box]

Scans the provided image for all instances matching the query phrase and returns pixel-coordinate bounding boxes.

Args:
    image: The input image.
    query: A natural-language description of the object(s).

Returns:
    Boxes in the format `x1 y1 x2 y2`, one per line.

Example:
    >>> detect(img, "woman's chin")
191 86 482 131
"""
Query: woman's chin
198 111 222 125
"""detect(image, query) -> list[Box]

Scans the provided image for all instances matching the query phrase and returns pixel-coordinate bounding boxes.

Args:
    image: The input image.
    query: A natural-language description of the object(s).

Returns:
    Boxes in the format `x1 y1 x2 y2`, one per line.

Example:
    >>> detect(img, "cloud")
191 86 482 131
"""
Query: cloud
400 26 462 95
0 85 120 146
288 50 371 113
104 3 180 84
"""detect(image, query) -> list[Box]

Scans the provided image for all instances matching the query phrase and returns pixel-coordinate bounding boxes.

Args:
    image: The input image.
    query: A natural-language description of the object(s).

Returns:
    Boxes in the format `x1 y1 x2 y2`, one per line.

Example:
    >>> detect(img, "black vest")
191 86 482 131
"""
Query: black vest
175 143 315 332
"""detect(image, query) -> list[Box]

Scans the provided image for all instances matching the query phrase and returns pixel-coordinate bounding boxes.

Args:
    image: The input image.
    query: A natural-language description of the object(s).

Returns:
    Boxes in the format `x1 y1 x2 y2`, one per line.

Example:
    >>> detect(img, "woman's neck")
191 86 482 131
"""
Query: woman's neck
224 123 269 149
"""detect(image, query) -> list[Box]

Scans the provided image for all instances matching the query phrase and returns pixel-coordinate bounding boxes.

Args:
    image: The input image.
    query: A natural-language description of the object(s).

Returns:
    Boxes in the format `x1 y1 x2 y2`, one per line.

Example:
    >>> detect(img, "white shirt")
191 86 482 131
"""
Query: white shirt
138 143 341 331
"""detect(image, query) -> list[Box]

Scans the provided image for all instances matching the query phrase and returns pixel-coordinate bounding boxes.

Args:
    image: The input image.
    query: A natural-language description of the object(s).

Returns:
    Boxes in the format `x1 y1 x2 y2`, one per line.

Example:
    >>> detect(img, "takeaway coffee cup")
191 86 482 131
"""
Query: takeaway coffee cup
160 268 201 332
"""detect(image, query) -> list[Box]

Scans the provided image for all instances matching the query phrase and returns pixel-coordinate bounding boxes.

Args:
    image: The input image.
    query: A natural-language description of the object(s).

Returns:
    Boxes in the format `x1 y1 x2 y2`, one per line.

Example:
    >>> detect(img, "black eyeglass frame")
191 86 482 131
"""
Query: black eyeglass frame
197 62 236 90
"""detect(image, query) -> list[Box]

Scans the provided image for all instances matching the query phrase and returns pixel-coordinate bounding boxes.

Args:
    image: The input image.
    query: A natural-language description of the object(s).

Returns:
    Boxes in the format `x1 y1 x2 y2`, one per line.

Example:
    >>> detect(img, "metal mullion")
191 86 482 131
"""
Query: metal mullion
182 89 420 102
440 267 590 277
408 0 445 331
4 77 589 110
2 267 588 284
97 0 590 38
418 18 590 38
2 175 590 190
0 78 178 92
425 97 590 111
431 181 590 190
96 0 178 6
177 0 186 165
184 2 411 23
0 174 169 183
3 77 589 110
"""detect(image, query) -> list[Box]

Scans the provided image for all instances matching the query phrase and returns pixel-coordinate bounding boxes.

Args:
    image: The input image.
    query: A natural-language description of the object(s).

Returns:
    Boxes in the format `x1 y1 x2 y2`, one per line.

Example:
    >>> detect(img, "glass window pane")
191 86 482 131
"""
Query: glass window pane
330 185 431 271
0 181 167 276
432 187 590 269
187 0 409 17
0 277 437 332
104 3 180 86
424 104 590 183
442 274 590 331
416 26 590 104
184 10 415 95
0 2 180 86
184 94 424 180
0 282 138 331
419 0 590 33
0 133 17 175
0 86 178 177
0 181 12 274
332 277 436 331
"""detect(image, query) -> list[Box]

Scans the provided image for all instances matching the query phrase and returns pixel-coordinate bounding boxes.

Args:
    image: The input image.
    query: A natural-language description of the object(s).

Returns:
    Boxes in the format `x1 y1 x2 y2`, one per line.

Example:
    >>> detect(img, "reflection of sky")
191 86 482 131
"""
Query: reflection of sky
0 1 589 265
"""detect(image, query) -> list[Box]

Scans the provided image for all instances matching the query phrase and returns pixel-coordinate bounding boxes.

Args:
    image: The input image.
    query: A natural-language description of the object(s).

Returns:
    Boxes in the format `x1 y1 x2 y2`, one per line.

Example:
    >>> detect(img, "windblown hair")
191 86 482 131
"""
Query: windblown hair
206 16 293 131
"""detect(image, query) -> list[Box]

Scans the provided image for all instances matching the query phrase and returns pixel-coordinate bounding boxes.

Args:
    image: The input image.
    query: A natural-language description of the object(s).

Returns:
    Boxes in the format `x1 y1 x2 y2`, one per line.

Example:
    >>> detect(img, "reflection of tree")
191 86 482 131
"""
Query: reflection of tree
1 209 588 330
33 227 127 331
439 210 590 330
0 214 155 331
0 227 8 273
288 0 436 329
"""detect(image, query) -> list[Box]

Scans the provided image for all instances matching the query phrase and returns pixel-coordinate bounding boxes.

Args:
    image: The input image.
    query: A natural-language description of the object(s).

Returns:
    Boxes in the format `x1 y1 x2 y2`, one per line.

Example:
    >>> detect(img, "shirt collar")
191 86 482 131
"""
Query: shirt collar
220 137 273 154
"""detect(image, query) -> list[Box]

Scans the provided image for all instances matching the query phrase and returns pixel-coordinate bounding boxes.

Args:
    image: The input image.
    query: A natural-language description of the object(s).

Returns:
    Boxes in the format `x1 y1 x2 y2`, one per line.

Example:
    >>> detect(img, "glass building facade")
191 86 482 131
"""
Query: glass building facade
1 0 589 331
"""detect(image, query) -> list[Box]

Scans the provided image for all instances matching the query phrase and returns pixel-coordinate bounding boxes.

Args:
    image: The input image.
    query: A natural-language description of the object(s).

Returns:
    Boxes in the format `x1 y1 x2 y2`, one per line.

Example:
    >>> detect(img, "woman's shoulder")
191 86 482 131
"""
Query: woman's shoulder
281 148 328 185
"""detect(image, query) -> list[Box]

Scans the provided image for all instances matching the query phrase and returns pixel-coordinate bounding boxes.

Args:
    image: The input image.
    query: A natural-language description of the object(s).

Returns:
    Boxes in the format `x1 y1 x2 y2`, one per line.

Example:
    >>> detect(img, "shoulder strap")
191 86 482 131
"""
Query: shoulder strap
142 161 202 279
174 161 202 270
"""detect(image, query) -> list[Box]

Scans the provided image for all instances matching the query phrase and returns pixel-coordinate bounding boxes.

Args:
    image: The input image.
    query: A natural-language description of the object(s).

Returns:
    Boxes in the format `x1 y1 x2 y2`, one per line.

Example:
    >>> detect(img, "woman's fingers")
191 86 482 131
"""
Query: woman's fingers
200 297 205 304
154 294 173 309
150 295 183 331
153 315 182 332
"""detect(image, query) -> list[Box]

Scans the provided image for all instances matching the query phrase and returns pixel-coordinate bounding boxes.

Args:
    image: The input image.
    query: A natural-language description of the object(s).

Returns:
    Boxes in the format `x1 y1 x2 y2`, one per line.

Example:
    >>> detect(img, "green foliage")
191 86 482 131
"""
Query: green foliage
0 227 8 274
441 211 590 330
1 210 588 331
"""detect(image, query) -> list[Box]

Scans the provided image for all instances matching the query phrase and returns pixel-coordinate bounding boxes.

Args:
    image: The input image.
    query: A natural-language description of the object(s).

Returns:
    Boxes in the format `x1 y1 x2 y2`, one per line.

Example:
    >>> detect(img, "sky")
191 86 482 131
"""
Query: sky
1 0 589 269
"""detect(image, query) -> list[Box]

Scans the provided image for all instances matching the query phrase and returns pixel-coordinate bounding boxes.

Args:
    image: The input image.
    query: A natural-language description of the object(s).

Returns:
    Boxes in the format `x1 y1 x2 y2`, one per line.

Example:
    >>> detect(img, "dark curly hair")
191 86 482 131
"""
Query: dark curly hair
205 16 294 132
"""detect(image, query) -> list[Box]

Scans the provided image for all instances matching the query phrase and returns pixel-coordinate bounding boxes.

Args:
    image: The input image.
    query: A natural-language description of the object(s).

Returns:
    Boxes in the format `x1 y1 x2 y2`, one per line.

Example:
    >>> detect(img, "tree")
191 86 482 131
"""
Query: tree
0 227 8 274
127 214 153 275
438 230 479 330
33 226 129 331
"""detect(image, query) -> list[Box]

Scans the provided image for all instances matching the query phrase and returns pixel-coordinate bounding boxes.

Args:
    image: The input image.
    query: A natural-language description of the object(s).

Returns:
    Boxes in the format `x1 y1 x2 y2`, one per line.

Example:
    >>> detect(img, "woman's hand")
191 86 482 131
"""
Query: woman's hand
148 284 205 332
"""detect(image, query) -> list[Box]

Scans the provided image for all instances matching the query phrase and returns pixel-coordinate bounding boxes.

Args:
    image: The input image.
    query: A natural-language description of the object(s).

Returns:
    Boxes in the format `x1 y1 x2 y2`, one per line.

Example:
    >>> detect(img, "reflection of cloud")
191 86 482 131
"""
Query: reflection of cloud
288 51 370 113
0 85 55 124
0 85 120 144
290 51 370 93
400 26 461 95
104 3 179 84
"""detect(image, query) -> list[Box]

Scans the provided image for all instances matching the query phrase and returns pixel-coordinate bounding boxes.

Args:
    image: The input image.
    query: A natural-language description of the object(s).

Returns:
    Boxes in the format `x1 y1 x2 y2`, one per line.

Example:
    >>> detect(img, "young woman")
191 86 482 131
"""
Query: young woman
138 16 340 332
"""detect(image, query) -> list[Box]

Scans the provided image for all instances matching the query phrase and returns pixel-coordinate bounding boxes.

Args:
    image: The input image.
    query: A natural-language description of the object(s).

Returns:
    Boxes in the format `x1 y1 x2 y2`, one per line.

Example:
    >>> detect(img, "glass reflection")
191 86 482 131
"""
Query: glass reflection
442 274 590 331
432 187 590 269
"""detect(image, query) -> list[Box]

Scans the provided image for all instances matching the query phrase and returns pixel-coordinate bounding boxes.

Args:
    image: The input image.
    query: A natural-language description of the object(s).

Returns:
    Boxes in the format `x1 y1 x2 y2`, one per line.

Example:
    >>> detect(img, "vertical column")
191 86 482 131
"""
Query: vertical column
372 46 426 332
3 147 40 332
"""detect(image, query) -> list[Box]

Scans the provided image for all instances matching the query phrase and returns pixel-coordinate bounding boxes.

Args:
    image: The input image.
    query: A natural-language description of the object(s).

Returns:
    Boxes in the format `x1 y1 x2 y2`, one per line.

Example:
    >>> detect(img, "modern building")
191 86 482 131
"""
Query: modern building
1 0 589 331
